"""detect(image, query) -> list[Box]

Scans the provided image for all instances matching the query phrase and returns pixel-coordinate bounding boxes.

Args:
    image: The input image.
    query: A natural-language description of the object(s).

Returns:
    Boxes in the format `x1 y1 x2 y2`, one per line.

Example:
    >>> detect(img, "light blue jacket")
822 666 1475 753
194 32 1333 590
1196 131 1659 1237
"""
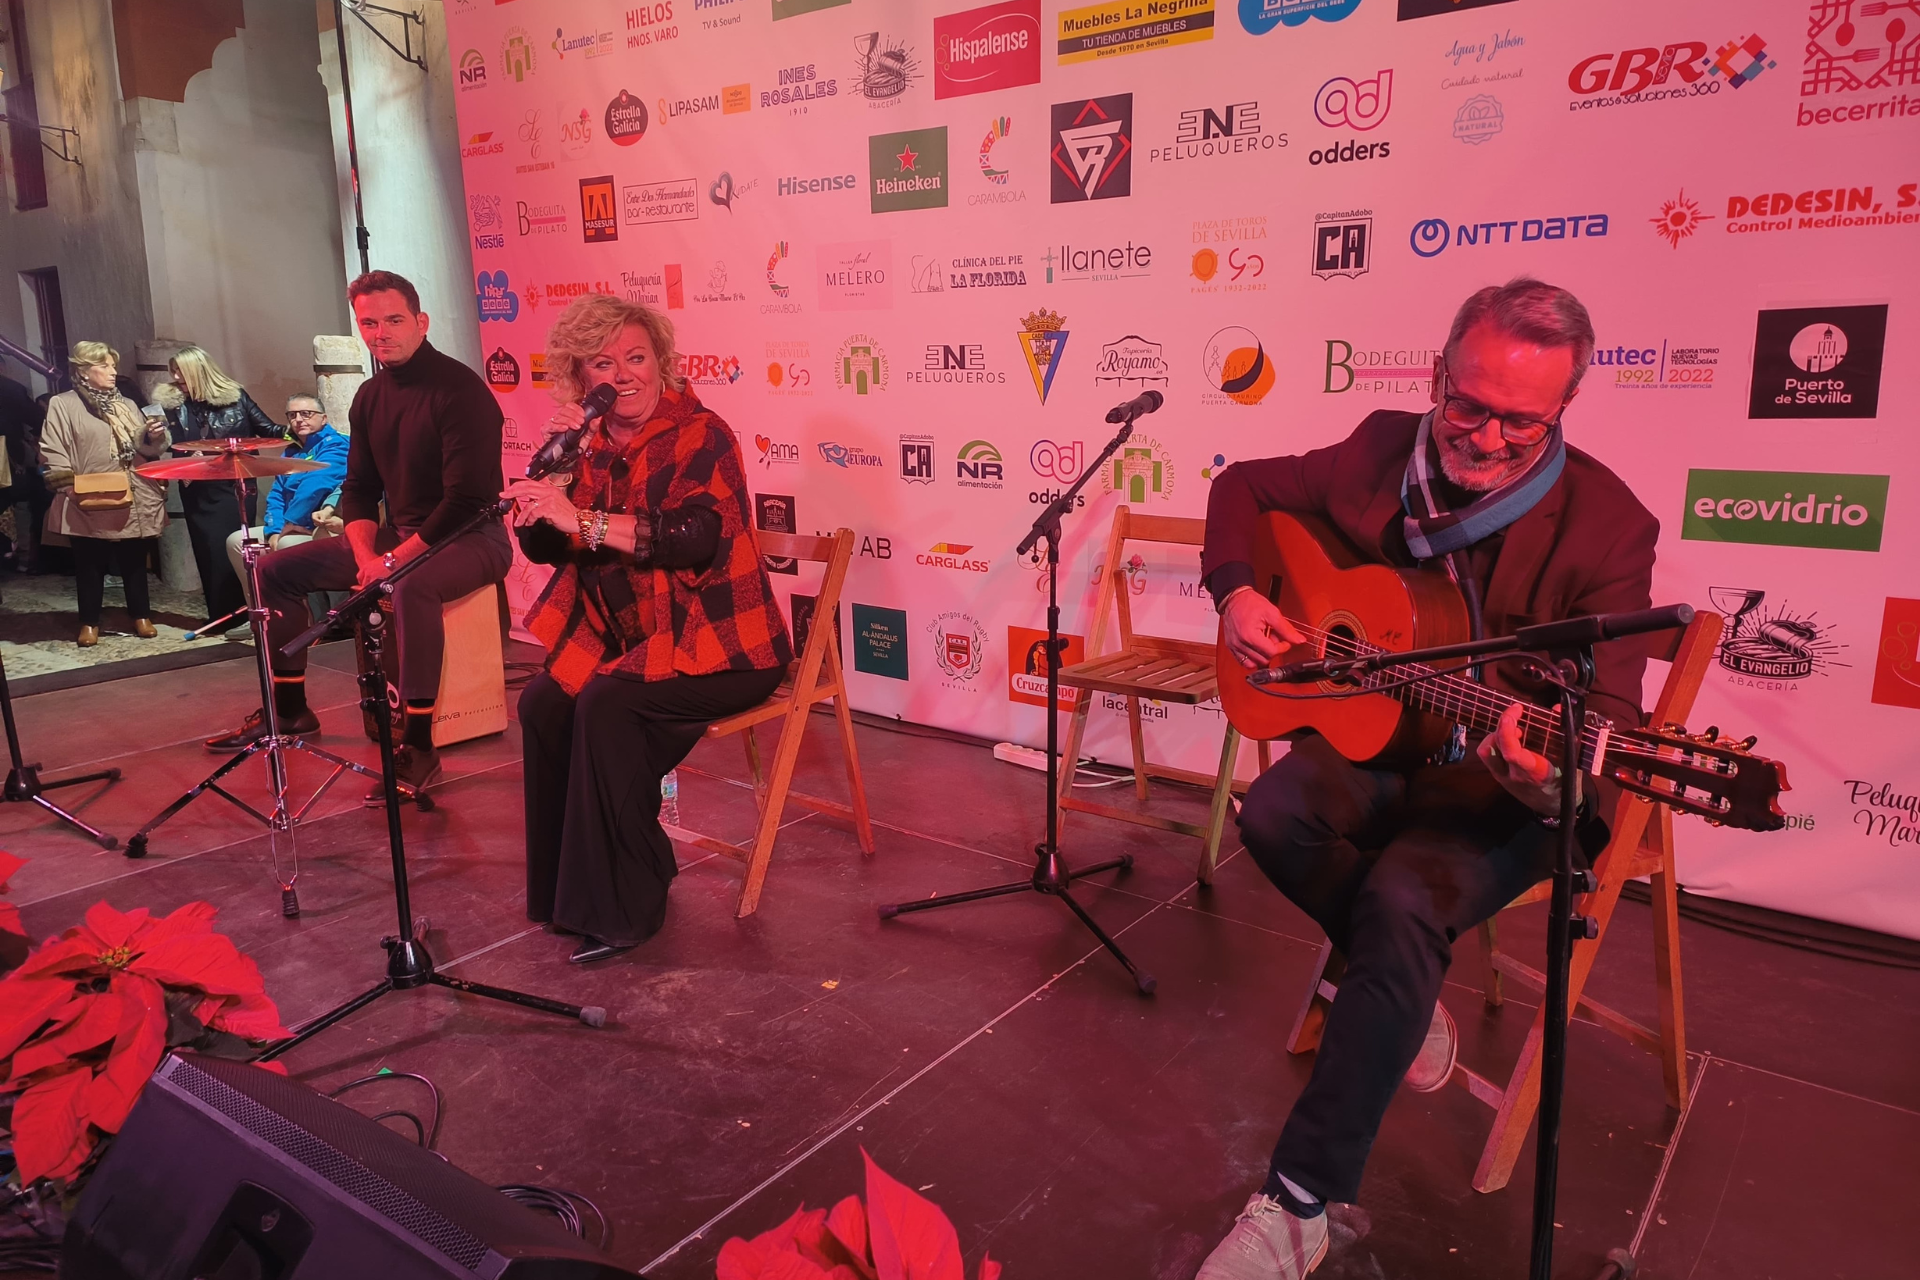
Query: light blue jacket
264 423 349 535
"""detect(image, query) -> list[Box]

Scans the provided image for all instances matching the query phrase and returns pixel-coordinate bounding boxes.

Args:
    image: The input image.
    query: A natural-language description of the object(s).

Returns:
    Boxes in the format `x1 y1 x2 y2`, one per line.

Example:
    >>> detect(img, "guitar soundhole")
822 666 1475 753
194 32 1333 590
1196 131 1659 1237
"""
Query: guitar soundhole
1322 622 1363 686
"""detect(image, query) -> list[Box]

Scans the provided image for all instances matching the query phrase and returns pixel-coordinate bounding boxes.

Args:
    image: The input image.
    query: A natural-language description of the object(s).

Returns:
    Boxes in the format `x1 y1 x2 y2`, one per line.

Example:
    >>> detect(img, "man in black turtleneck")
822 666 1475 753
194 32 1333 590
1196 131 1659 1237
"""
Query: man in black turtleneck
206 270 511 799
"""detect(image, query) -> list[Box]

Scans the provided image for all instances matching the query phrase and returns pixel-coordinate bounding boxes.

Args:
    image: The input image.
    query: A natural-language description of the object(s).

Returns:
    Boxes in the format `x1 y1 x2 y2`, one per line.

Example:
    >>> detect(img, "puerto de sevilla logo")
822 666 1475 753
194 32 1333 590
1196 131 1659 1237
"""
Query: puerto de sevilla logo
1018 309 1069 403
1747 305 1887 420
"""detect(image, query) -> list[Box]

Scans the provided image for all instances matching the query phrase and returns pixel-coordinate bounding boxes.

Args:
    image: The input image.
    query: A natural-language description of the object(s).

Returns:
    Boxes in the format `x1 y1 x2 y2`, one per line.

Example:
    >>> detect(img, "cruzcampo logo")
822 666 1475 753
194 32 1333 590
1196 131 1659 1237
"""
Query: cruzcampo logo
1681 469 1888 553
869 127 949 213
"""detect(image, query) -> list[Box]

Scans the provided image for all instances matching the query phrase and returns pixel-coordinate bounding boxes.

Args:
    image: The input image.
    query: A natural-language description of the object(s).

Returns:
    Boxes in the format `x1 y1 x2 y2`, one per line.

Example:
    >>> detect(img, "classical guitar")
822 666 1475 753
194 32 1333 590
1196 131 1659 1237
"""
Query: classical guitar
1213 511 1789 832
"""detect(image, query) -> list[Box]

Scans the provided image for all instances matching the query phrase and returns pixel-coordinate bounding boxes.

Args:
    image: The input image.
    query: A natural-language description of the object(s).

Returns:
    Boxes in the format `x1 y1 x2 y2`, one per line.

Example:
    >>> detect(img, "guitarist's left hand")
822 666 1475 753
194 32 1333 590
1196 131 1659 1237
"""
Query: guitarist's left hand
1478 702 1578 818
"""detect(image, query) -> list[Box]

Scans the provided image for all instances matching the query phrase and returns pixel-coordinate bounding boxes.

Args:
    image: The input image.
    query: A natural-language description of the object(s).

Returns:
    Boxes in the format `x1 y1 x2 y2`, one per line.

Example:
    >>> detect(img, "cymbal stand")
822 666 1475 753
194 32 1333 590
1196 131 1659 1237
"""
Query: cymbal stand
1 651 122 849
123 473 385 920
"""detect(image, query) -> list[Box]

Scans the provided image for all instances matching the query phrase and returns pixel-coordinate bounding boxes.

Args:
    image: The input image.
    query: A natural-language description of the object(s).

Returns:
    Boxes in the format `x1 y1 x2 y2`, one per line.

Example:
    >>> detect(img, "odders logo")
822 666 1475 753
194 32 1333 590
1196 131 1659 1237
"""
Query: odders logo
869 128 949 212
1707 587 1845 692
1051 96 1133 202
935 0 1042 99
1748 305 1887 419
579 176 617 243
1681 469 1888 553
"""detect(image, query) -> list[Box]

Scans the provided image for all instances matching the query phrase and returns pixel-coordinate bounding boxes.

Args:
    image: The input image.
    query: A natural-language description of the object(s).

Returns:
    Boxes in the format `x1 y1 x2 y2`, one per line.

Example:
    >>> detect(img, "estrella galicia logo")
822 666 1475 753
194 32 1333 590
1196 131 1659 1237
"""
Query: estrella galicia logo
485 347 520 389
1240 0 1361 37
1410 213 1609 258
476 270 520 322
1050 96 1132 203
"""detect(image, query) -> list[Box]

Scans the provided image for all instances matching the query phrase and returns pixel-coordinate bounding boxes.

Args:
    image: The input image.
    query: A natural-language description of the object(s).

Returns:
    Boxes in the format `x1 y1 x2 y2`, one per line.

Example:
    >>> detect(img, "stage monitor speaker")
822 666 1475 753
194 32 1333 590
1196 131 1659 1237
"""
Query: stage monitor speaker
60 1053 642 1280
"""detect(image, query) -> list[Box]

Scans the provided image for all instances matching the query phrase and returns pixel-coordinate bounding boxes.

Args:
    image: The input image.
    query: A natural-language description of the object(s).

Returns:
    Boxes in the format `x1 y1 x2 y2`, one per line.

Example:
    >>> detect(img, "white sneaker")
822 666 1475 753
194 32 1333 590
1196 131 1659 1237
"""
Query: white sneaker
1403 1001 1458 1093
1195 1193 1329 1280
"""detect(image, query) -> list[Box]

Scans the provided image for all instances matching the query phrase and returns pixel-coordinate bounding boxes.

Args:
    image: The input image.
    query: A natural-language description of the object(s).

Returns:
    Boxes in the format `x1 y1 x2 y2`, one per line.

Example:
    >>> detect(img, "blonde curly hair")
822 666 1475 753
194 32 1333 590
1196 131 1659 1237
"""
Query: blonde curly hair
69 340 120 378
543 294 682 403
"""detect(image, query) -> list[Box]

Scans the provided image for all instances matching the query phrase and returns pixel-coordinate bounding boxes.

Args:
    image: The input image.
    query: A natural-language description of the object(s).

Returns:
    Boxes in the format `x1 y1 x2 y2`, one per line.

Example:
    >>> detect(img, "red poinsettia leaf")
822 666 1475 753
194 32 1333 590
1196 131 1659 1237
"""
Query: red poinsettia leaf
130 901 219 954
7 991 120 1084
10 933 107 981
862 1150 963 1280
825 1195 876 1278
718 1206 810 1280
84 972 168 1134
759 1255 840 1280
0 976 80 1062
0 902 24 938
82 903 147 952
207 988 290 1042
11 1065 95 1184
254 1059 288 1077
977 1253 1000 1280
130 932 265 998
0 849 25 890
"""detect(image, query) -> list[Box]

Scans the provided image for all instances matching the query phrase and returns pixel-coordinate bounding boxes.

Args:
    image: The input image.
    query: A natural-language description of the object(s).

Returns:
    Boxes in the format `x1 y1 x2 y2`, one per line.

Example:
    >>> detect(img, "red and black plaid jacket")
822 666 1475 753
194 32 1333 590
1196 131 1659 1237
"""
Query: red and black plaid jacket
525 389 792 694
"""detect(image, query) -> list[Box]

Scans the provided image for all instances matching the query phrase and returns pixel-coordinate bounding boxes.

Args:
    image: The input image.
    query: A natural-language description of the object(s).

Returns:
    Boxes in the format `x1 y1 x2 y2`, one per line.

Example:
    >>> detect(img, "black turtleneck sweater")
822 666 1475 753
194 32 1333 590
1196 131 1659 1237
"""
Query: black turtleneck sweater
337 340 503 545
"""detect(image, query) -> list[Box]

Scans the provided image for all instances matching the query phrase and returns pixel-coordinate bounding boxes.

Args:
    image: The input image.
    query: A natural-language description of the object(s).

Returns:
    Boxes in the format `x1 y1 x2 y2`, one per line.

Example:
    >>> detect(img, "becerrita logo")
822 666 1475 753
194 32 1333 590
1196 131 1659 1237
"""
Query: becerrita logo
1681 469 1888 552
1410 212 1609 257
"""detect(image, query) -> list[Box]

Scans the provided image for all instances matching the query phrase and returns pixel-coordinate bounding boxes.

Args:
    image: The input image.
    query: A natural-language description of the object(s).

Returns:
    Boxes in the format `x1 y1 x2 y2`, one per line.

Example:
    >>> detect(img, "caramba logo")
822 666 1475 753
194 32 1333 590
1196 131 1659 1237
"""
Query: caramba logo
1682 469 1888 552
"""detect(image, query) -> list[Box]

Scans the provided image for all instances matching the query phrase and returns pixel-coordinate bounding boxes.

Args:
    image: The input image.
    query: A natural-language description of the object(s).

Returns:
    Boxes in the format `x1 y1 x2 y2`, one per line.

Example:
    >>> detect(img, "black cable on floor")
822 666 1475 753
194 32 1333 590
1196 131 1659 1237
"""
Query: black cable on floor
496 1184 609 1250
329 1071 444 1148
1619 879 1920 969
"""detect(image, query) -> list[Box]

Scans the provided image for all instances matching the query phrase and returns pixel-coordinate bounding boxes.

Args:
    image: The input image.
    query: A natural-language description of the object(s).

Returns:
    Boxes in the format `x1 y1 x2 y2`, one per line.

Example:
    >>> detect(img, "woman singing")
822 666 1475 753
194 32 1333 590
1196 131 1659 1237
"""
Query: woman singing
506 294 792 963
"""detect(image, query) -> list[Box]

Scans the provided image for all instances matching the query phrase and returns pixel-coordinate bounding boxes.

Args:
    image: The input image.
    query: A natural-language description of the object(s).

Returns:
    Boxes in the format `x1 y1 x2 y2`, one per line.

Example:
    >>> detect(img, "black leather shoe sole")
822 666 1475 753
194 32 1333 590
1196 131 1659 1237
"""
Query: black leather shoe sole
568 939 636 964
205 710 320 752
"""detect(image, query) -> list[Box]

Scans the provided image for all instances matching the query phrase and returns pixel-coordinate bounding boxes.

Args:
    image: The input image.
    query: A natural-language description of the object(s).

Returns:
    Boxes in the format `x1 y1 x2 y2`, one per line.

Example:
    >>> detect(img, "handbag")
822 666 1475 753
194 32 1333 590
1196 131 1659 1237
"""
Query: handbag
74 470 133 511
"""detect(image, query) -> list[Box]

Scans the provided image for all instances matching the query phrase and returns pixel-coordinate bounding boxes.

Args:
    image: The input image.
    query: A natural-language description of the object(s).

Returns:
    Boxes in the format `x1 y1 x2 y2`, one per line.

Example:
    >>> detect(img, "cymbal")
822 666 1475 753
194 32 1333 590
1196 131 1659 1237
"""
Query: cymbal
136 453 325 481
173 437 291 454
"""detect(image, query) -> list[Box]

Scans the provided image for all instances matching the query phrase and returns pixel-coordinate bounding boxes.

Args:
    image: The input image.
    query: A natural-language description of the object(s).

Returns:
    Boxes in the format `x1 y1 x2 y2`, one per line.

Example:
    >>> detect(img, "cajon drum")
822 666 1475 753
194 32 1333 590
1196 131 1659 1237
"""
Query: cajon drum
355 583 509 748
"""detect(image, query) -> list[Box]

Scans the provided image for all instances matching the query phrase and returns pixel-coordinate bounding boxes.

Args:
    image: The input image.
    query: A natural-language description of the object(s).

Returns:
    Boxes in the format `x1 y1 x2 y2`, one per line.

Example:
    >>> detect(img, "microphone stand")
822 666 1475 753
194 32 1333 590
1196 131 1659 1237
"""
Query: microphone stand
877 417 1156 996
1251 606 1691 1280
1 651 122 848
258 477 608 1063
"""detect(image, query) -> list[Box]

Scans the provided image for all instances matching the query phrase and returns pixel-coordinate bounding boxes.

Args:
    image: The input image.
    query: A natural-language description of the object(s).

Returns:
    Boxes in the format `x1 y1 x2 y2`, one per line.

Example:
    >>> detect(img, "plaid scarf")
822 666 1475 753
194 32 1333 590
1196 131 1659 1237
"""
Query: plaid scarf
1399 410 1565 560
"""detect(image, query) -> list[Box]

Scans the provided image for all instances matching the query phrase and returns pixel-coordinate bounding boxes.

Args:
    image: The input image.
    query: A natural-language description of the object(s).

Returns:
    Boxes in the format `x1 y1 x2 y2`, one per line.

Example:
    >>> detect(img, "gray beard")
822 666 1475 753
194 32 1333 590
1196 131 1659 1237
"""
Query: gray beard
1437 436 1532 492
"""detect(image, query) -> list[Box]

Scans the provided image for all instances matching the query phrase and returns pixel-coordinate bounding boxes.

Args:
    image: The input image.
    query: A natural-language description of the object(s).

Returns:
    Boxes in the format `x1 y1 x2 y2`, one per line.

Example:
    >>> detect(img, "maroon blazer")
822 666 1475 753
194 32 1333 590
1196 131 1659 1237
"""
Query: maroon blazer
1202 410 1661 732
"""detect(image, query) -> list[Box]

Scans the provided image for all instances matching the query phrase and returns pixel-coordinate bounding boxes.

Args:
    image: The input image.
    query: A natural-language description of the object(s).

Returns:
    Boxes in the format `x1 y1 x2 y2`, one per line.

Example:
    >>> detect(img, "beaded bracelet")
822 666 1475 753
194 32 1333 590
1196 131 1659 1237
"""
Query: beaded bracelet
586 510 610 551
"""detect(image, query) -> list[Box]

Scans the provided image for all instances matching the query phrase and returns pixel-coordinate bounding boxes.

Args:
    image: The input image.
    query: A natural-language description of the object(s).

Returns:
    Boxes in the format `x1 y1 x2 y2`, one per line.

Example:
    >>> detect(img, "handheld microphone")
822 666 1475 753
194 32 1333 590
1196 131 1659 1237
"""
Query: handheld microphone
526 383 619 480
1105 389 1164 424
1248 657 1339 686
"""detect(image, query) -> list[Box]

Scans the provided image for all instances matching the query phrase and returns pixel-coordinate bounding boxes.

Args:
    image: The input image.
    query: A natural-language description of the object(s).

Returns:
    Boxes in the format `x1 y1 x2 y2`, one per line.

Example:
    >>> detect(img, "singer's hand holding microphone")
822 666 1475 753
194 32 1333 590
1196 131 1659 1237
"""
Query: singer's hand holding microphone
502 383 619 530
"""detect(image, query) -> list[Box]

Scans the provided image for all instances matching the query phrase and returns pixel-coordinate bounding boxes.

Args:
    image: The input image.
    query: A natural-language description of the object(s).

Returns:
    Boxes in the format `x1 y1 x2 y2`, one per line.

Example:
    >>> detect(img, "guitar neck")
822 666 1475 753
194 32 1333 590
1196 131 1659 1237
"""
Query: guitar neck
1335 643 1606 768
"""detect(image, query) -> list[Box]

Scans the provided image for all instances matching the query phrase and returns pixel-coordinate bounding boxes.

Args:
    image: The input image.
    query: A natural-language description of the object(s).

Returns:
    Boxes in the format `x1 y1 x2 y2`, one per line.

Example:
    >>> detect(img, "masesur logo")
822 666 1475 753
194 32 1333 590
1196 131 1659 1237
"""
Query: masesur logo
1681 469 1888 552
579 176 617 244
1050 96 1133 202
1567 35 1776 111
935 0 1042 99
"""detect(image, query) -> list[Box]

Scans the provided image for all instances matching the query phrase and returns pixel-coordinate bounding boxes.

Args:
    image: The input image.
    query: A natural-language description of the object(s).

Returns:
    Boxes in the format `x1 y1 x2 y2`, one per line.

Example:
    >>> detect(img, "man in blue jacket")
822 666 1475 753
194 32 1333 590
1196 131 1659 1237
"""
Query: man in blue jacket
222 392 348 598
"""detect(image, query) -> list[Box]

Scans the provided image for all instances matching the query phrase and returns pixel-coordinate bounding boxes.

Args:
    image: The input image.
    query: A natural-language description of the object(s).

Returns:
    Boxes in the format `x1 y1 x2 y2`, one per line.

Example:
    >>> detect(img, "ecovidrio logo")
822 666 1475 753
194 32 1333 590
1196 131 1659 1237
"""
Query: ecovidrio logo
1681 469 1888 552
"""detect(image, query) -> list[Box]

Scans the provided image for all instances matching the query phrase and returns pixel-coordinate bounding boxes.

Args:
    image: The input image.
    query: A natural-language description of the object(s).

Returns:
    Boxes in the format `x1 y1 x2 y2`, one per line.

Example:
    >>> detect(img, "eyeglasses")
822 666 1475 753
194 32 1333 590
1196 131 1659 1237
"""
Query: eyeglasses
286 410 324 420
1435 369 1565 446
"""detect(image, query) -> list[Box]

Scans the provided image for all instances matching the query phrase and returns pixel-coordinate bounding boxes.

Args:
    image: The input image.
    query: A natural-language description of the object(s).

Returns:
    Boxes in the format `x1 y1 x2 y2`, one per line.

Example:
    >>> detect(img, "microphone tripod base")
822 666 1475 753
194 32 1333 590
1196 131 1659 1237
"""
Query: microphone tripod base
879 847 1156 996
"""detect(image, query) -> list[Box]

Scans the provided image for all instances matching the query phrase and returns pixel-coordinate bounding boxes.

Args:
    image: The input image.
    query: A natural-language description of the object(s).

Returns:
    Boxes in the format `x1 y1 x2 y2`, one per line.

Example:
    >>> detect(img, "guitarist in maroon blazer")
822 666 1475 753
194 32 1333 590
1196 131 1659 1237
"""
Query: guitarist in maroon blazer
1195 279 1658 1280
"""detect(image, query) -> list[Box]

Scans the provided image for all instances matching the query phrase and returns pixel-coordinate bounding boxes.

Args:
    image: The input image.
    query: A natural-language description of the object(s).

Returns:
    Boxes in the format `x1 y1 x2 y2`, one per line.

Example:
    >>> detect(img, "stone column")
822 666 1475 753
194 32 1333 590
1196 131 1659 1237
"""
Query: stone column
312 334 367 432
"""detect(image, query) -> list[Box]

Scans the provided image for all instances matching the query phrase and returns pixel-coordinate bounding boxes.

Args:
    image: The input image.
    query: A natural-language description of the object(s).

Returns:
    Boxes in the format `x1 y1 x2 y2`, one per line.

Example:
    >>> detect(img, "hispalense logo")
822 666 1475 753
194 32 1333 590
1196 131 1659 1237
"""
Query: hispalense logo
1707 586 1845 692
869 127 949 212
1018 310 1070 403
929 611 988 685
1410 212 1609 257
956 439 1005 488
1870 598 1920 711
1202 327 1274 405
1747 305 1887 420
1051 96 1133 202
834 334 890 394
1681 469 1888 552
935 0 1042 100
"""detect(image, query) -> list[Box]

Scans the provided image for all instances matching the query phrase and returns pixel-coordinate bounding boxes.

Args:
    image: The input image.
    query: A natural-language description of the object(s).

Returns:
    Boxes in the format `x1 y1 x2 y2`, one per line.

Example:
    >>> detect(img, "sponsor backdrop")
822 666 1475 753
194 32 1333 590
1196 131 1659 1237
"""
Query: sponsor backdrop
449 0 1920 938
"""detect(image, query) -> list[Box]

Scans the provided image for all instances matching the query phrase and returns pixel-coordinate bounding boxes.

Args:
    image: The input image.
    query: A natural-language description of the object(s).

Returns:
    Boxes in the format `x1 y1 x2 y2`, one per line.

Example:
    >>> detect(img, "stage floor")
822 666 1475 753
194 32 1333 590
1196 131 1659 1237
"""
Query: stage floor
1 647 1913 1279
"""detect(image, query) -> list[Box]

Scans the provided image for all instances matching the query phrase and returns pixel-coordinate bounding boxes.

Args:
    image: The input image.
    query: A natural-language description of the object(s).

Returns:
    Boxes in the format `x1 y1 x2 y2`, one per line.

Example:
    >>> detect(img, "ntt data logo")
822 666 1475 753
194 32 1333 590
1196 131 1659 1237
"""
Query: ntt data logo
1410 213 1609 257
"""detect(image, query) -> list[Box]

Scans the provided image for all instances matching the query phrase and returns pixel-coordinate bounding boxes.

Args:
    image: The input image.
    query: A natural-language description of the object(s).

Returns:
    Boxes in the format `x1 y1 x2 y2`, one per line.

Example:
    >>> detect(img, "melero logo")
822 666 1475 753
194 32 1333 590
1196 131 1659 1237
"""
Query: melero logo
935 0 1042 99
1681 469 1888 552
1150 101 1285 163
1050 96 1133 201
1748 305 1886 419
1058 0 1215 64
817 240 894 311
868 128 949 212
605 90 648 145
1567 35 1775 110
763 63 837 108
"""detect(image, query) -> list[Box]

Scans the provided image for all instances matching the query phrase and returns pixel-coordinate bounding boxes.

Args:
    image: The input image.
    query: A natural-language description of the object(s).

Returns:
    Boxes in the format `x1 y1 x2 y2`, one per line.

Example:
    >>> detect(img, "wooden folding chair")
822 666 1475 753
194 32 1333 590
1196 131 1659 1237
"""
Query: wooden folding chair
669 527 874 918
1284 611 1722 1192
1054 506 1267 883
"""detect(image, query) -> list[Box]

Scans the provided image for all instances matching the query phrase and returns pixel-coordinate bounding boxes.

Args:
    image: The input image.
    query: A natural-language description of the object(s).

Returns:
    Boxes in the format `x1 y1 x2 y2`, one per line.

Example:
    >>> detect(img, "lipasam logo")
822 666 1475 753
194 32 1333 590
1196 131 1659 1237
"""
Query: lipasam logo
929 611 988 686
1597 340 1719 391
1567 35 1776 112
1019 310 1070 403
1150 100 1286 164
1410 212 1609 257
1050 96 1133 202
1748 305 1887 419
834 335 890 394
853 32 921 105
1311 210 1370 279
1058 0 1215 64
957 439 1005 488
869 128 949 212
1682 469 1888 552
936 0 1042 99
1202 327 1274 405
1707 586 1846 693
579 176 617 243
1102 436 1177 502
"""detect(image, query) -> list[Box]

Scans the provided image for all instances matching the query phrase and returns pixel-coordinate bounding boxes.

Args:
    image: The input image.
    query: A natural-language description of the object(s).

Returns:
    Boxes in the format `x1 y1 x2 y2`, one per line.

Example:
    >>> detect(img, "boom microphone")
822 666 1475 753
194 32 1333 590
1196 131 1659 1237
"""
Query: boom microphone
526 383 619 479
1105 389 1164 424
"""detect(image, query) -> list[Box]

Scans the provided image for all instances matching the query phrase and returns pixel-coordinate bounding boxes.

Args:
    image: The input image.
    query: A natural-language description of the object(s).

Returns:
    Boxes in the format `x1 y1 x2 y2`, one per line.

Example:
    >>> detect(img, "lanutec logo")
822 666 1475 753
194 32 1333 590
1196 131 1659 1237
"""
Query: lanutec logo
1681 469 1889 552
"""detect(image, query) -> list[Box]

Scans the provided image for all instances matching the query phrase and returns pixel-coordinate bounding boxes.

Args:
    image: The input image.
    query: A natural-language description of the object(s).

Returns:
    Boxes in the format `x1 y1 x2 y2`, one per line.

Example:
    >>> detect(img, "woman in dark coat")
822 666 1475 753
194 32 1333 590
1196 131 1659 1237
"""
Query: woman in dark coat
165 345 283 627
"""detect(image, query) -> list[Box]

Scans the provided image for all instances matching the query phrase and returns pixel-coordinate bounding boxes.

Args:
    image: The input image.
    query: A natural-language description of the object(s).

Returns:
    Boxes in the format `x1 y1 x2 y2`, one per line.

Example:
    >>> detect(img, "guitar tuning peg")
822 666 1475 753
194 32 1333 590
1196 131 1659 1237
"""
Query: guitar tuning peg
1701 725 1719 740
1740 735 1758 751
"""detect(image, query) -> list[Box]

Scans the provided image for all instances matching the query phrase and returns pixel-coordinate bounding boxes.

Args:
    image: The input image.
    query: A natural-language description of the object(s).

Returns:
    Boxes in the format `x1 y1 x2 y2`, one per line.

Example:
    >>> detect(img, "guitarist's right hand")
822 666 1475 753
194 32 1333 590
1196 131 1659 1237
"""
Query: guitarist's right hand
1222 587 1307 670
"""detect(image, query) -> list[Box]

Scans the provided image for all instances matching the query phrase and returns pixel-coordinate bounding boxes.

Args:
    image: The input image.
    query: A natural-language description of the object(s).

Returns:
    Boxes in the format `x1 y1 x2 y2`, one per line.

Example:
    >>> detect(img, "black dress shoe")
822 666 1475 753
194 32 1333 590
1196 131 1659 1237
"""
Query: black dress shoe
205 707 321 752
568 938 636 964
363 744 443 806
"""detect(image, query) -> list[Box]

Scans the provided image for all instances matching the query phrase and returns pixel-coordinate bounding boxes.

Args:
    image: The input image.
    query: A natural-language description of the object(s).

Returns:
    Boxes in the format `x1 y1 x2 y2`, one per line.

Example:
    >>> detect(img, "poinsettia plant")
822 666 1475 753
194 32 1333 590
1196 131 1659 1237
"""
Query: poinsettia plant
717 1149 1001 1280
0 852 289 1185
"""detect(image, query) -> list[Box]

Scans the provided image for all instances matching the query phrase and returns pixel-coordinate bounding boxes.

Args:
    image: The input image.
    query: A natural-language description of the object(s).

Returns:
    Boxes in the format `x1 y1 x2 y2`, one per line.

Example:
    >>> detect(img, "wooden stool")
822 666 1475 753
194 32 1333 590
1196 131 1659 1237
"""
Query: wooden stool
1284 611 1721 1192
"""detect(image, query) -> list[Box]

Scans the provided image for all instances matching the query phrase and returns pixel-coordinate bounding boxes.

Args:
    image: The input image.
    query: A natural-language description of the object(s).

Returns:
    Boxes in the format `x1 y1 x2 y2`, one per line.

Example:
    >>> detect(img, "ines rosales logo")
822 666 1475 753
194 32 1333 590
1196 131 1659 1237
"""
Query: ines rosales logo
763 63 838 108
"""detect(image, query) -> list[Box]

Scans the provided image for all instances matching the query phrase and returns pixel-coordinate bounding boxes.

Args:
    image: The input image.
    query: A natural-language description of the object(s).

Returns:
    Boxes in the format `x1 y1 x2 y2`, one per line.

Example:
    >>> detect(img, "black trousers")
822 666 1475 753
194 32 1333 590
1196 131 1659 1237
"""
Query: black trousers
180 480 250 623
259 522 510 700
70 536 153 626
1239 734 1569 1205
519 666 785 946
